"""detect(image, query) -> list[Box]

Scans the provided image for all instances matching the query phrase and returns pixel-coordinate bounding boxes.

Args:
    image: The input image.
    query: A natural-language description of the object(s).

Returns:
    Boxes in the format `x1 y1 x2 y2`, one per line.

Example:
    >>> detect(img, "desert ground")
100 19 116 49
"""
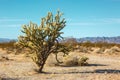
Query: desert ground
0 47 120 80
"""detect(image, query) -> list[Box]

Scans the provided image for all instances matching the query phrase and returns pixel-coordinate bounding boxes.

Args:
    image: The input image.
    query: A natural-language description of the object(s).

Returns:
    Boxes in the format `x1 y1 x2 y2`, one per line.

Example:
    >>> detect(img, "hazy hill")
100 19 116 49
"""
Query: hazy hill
0 38 12 43
0 36 120 44
78 36 120 44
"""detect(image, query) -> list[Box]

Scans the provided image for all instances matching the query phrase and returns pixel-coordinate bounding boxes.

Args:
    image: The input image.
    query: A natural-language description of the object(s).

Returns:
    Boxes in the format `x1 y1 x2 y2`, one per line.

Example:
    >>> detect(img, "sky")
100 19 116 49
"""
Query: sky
0 0 120 39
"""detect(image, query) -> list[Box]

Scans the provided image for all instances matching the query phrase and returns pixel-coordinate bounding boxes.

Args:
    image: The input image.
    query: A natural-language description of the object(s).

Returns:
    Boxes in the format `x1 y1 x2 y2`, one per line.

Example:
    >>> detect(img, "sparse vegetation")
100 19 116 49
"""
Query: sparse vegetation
0 40 16 49
79 41 120 48
0 40 16 54
61 38 120 53
1 34 120 80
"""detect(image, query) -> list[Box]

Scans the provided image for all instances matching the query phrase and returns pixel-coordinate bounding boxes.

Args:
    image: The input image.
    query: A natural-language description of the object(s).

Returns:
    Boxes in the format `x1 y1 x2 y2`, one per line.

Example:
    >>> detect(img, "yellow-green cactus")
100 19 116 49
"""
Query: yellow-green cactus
16 10 69 72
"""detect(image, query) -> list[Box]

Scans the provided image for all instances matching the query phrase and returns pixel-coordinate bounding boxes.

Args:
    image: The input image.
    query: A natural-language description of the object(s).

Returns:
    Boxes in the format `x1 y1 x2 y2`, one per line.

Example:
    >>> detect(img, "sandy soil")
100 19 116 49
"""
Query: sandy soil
0 50 120 80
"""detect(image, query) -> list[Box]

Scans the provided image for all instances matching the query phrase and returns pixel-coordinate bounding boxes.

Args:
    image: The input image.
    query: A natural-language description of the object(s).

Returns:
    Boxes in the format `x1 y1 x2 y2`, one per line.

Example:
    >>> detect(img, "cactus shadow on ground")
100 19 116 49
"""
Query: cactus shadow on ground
39 69 120 74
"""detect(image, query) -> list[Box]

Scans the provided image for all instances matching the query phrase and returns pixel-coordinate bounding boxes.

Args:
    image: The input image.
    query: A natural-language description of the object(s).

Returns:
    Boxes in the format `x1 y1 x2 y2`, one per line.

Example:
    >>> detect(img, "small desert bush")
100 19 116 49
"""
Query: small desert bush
110 46 120 52
78 57 89 66
93 47 105 54
104 46 120 54
63 53 88 66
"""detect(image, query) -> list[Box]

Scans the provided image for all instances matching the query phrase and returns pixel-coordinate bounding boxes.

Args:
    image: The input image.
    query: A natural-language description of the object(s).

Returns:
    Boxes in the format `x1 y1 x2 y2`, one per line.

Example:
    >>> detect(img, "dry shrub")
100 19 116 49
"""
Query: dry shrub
78 46 88 53
78 57 89 66
104 46 120 54
104 49 110 54
93 47 105 54
63 56 79 66
63 52 88 66
111 46 120 52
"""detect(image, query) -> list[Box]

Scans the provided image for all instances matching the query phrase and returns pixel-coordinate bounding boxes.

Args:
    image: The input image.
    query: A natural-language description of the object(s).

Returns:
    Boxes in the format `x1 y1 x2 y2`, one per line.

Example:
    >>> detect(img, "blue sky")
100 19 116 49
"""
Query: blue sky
0 0 120 39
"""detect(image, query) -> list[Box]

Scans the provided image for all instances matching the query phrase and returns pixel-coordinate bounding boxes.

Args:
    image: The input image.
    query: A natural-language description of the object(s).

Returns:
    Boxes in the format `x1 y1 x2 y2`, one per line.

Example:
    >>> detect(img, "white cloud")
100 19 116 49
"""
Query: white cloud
0 24 21 27
0 18 28 27
102 18 120 23
67 22 96 26
67 18 120 26
0 18 28 22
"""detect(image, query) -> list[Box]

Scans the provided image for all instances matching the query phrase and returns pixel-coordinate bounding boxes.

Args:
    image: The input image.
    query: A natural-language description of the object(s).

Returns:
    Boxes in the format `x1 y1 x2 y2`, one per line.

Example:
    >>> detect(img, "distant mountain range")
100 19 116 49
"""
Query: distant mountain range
0 38 12 43
78 36 120 44
0 36 120 44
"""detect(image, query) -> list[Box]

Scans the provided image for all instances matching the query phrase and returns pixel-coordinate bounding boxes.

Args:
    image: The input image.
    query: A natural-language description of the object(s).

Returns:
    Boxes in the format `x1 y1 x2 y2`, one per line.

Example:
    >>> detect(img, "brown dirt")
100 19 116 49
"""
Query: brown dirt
0 50 120 80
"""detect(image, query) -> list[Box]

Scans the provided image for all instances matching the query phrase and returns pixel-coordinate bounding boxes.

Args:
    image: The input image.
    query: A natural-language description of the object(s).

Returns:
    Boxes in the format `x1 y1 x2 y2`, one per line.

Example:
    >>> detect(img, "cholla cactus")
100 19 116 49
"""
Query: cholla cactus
16 10 69 72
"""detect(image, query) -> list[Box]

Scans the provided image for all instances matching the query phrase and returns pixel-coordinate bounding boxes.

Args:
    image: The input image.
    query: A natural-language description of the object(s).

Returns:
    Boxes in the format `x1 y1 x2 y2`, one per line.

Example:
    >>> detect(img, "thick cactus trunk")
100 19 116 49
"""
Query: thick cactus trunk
39 60 46 72
38 52 49 72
